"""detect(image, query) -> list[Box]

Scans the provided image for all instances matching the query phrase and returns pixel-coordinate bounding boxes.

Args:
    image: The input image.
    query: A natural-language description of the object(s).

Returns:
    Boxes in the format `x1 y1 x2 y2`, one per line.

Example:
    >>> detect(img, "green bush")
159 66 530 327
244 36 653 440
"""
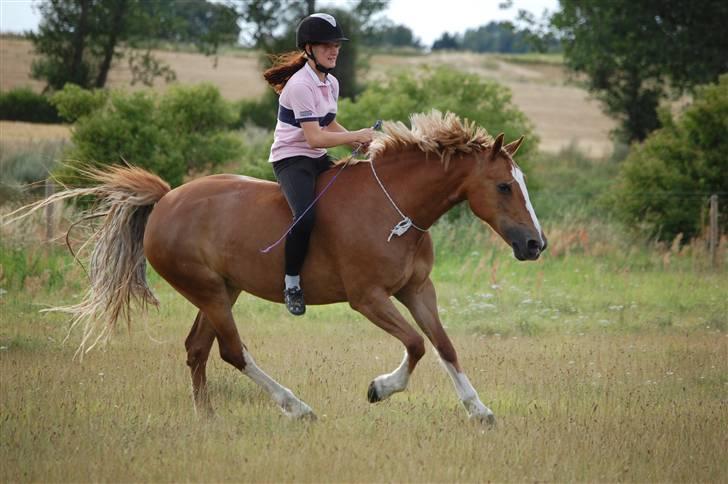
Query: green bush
52 83 242 187
51 83 108 122
0 87 61 123
234 90 278 130
337 66 538 161
613 75 728 241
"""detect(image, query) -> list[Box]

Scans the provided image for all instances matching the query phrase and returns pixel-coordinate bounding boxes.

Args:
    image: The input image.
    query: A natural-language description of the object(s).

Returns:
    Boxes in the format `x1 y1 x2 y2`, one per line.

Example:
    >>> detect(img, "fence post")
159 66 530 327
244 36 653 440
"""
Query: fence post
709 194 719 268
45 178 55 243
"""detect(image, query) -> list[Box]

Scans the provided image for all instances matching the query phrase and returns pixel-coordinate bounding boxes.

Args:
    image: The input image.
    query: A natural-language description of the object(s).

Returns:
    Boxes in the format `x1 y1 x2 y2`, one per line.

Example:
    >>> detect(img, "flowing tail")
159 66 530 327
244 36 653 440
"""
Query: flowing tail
4 165 170 356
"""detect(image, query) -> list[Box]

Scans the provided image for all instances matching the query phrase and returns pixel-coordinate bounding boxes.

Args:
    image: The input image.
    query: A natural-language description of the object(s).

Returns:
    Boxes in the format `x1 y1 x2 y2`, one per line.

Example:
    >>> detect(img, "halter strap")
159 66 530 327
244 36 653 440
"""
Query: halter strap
368 158 428 242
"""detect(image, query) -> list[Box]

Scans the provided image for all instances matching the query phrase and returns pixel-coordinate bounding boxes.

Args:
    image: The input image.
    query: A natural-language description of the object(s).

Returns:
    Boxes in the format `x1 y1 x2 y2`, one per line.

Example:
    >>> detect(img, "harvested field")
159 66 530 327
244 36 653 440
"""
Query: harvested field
1 38 615 155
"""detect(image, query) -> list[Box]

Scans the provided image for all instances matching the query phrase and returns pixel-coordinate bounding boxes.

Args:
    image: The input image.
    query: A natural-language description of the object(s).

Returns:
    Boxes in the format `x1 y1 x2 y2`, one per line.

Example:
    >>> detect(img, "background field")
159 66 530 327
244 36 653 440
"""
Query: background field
1 213 727 482
0 38 615 156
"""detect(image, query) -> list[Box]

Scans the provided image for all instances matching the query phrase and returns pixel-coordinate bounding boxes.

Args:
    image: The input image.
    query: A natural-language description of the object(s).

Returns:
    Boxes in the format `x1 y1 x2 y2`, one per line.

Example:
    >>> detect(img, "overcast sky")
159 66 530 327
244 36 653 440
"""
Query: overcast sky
0 0 559 47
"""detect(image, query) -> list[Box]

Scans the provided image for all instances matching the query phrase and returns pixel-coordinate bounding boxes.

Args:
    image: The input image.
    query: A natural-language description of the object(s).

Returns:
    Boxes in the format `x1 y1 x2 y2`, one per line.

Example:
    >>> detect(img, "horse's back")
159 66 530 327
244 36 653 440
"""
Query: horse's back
144 174 297 302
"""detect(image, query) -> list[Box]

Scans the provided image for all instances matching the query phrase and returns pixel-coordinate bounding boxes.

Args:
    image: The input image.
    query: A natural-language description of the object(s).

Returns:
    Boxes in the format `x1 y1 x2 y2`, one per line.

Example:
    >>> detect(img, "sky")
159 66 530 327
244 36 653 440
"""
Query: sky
0 0 559 47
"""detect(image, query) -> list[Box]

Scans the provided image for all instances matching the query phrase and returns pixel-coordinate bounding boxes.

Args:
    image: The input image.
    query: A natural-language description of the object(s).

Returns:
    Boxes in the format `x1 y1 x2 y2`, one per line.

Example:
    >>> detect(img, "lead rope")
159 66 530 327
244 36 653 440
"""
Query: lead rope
369 158 428 242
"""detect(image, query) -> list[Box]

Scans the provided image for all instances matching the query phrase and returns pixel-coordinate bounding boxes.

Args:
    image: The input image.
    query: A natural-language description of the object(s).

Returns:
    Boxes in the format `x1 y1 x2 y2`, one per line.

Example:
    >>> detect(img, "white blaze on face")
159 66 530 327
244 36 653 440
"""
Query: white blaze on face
511 165 544 244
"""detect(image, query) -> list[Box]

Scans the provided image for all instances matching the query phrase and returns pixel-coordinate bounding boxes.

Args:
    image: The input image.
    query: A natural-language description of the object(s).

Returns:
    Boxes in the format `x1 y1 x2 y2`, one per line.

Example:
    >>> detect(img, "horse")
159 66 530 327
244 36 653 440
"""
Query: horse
11 110 546 424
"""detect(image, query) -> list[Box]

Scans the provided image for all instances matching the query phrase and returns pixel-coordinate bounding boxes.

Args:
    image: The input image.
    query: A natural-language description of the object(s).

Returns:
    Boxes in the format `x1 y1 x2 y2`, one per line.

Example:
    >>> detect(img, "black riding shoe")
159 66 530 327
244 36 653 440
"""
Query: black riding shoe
284 287 306 316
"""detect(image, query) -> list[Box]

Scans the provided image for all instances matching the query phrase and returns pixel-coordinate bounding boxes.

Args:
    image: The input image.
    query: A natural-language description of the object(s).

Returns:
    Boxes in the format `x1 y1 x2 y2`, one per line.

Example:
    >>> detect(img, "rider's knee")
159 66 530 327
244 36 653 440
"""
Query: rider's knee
293 210 316 235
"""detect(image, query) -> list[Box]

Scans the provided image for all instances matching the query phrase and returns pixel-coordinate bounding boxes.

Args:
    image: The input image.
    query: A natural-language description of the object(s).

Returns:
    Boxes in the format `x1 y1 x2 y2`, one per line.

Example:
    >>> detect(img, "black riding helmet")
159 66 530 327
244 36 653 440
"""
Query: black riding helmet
296 13 348 75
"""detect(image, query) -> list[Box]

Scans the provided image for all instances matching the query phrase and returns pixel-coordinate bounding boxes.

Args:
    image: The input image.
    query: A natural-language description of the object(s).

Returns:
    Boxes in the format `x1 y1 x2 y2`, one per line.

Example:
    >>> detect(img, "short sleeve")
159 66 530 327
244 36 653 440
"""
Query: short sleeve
287 82 318 122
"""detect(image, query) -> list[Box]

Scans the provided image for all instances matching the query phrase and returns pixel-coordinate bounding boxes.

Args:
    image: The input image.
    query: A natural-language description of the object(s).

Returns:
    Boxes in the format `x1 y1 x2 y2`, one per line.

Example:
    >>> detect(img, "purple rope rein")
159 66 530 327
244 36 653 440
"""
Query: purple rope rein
260 120 382 254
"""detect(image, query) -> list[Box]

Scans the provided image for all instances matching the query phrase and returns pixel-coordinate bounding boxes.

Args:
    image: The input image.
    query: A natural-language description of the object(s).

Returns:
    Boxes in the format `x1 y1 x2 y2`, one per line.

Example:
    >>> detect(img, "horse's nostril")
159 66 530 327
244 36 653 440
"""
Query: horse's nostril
527 239 540 252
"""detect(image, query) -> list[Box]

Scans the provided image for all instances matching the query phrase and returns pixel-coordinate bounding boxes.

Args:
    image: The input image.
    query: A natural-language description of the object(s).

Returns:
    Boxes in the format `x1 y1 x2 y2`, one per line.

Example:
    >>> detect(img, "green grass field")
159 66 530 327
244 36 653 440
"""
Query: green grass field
1 216 726 482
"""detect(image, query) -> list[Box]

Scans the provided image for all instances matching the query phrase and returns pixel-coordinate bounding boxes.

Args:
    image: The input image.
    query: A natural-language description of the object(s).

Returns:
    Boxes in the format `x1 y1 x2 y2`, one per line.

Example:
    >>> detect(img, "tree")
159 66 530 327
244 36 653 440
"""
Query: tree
363 20 421 49
431 32 461 51
460 22 532 53
612 75 728 241
237 0 388 99
30 0 240 91
552 0 728 143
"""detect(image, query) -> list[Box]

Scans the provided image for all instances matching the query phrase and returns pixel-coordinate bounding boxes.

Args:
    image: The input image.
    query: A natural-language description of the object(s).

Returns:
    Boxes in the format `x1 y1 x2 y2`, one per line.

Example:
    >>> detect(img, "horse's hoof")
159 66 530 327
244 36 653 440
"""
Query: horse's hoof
472 412 496 426
281 398 317 420
300 410 317 422
367 381 381 403
194 403 216 420
283 407 317 421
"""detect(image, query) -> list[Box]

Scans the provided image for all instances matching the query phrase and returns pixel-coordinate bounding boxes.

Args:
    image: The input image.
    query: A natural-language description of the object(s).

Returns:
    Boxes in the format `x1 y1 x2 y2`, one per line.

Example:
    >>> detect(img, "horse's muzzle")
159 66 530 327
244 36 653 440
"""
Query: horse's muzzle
510 233 547 261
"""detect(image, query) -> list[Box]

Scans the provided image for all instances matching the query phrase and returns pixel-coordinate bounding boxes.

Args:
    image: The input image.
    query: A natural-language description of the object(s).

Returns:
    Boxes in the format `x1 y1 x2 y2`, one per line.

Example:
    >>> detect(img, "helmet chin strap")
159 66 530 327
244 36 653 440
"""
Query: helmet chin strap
305 47 333 75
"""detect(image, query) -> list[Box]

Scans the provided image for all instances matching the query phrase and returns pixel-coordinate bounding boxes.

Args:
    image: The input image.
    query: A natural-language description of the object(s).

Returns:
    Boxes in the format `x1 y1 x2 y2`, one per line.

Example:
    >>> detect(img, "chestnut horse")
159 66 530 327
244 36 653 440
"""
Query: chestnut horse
13 111 546 423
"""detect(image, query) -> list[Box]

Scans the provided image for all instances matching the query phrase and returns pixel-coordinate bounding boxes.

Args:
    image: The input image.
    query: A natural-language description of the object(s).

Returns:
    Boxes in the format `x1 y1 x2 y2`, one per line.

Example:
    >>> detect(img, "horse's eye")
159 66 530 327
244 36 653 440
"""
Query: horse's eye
497 183 512 194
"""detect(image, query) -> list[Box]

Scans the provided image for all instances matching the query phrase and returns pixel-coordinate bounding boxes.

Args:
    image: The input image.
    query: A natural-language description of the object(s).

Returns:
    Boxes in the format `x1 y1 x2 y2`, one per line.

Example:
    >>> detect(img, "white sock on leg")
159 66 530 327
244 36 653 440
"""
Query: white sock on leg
284 274 300 290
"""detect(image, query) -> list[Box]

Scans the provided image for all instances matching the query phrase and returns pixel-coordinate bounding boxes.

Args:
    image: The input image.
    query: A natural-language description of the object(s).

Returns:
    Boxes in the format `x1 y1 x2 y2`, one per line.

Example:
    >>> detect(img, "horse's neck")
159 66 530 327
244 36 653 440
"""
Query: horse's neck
373 150 471 229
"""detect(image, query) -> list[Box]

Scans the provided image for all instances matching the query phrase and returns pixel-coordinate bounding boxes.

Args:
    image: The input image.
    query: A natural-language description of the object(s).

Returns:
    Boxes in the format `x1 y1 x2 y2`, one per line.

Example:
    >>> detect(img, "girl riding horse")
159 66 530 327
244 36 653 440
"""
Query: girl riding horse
264 13 374 316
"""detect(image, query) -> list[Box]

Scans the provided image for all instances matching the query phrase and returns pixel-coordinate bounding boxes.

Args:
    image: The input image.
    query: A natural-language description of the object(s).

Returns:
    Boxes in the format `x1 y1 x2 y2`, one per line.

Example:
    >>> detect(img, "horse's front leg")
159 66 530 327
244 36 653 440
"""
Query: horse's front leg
396 279 495 424
349 289 426 403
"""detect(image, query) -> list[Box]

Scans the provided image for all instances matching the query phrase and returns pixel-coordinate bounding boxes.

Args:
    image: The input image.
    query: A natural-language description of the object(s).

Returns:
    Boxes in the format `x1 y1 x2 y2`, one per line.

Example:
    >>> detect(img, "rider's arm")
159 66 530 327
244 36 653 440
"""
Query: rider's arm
301 121 371 149
324 120 347 133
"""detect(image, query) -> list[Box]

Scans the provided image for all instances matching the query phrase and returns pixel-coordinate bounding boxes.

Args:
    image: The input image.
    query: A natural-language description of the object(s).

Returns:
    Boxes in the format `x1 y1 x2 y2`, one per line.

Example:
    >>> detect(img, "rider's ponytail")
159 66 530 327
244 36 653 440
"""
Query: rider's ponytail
263 51 308 94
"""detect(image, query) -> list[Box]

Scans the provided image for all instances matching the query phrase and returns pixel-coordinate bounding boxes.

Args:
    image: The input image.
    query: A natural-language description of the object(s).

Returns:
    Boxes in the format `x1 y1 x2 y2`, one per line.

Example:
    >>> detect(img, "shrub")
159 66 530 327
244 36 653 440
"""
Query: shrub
234 90 278 130
0 87 61 123
613 75 728 241
51 83 108 122
52 83 242 187
236 126 275 181
337 66 538 161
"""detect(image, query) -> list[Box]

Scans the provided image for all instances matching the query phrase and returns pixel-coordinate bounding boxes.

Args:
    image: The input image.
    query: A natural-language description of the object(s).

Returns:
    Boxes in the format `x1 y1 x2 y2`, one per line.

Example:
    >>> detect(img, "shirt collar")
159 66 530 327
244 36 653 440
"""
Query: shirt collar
304 62 330 87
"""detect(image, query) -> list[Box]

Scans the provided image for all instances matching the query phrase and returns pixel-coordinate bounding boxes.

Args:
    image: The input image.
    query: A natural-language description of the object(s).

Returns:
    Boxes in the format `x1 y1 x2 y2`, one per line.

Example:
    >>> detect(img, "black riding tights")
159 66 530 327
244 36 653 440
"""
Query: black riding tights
273 153 333 276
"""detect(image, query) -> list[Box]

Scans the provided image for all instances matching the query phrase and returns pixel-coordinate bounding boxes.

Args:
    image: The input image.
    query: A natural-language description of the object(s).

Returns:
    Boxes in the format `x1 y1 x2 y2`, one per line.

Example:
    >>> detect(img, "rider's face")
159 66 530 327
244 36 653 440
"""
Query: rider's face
308 42 341 69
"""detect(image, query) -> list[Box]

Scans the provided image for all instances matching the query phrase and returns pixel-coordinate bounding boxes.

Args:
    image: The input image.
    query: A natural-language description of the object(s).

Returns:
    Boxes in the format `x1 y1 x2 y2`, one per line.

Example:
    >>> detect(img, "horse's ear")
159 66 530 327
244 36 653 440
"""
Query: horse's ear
490 133 505 160
504 136 524 157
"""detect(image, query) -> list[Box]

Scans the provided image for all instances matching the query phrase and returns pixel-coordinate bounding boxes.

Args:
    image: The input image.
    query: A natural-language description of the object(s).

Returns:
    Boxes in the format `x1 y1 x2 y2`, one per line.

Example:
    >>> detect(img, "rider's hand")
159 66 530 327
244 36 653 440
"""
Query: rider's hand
354 128 374 144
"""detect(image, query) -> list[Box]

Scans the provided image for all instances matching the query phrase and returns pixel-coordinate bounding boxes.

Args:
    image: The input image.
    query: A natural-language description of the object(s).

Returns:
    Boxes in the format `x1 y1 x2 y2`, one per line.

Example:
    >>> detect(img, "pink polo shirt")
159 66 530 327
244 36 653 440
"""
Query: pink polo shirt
269 63 339 162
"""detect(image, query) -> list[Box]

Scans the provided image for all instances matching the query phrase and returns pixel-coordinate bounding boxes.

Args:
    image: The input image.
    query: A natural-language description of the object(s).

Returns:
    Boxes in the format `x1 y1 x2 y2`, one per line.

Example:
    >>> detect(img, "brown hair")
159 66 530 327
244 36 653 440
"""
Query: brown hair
263 51 308 94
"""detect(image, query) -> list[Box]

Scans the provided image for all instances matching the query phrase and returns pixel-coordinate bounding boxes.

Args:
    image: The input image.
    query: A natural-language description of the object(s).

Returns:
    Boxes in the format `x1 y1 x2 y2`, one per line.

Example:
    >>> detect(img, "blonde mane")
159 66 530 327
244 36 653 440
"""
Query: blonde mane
341 110 494 168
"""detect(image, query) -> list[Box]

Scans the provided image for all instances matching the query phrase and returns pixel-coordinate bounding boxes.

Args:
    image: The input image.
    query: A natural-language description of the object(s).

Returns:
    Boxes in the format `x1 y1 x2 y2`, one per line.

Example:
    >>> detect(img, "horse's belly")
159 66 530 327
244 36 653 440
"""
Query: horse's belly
144 175 348 306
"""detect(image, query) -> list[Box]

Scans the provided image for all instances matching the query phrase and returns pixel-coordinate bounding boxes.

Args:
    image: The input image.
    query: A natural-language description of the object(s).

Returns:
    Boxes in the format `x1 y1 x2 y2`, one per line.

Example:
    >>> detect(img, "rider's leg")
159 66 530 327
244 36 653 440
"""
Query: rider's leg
272 155 327 315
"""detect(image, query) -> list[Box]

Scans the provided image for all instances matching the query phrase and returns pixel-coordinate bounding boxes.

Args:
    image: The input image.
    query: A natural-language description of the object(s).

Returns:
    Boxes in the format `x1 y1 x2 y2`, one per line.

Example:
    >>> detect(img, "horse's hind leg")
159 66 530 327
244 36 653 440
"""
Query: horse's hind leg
199 296 316 420
349 289 426 403
185 310 217 416
185 288 240 416
396 278 495 424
